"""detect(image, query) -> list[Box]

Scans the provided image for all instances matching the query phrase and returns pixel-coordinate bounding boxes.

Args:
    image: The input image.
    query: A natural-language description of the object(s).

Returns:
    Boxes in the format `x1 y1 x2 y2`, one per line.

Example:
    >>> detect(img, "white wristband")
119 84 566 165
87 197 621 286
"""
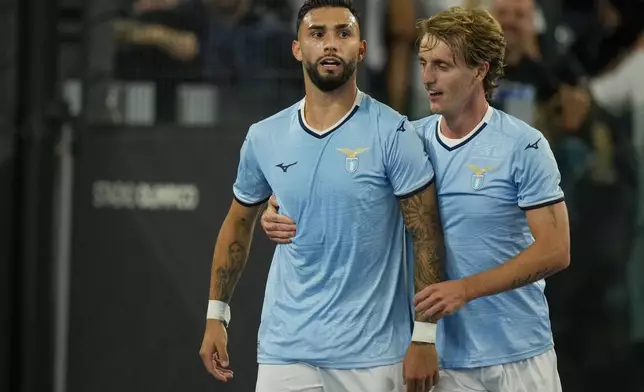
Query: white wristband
207 300 231 327
411 321 437 344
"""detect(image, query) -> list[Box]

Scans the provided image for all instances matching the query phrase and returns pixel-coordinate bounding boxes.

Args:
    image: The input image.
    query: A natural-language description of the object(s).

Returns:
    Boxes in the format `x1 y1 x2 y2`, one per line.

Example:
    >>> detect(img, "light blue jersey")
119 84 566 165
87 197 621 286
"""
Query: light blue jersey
413 106 564 369
233 91 435 369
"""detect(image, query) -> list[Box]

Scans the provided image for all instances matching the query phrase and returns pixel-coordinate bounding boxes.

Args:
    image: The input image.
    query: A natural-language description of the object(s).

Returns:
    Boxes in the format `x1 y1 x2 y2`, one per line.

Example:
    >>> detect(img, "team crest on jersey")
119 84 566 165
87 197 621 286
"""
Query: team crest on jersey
337 148 369 173
466 164 495 190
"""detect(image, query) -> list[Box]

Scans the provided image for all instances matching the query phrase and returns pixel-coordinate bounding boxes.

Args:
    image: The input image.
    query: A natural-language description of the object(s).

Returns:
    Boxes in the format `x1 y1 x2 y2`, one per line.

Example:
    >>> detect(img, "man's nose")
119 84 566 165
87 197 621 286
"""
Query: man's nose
323 34 339 51
422 66 436 85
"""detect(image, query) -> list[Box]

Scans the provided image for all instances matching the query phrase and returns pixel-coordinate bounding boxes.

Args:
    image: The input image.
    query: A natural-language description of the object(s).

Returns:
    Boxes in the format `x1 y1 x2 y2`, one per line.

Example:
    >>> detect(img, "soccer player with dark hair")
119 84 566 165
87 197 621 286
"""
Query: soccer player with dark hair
199 1 445 391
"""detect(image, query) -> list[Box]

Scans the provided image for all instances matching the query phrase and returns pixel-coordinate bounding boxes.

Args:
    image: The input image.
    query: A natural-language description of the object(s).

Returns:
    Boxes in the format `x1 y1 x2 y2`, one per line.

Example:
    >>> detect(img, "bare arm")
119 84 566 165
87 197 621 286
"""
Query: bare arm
209 199 265 303
462 202 570 300
114 20 198 61
399 183 445 321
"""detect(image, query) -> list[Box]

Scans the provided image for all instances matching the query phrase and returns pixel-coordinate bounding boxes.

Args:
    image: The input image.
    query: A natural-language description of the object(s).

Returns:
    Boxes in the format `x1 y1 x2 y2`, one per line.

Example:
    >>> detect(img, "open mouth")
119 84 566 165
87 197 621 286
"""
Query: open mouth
319 57 342 70
428 89 443 98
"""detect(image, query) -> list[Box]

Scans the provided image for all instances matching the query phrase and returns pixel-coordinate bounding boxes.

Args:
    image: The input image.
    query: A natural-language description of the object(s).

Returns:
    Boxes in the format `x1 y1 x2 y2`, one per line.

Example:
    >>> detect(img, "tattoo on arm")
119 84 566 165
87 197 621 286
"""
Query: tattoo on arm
213 242 246 303
211 215 254 303
510 267 556 289
399 187 445 320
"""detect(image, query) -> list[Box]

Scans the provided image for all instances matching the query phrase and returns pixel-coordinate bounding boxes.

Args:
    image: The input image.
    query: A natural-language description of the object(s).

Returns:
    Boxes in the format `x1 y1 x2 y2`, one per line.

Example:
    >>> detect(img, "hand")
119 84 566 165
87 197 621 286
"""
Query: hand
414 280 469 322
403 342 440 392
560 85 590 132
260 195 296 244
199 319 234 382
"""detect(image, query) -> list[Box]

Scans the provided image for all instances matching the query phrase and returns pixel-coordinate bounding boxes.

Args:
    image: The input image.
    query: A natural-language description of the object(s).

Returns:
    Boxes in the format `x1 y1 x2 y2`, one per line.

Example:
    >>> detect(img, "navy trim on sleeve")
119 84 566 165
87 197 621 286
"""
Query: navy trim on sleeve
396 177 435 200
519 197 565 211
233 194 271 208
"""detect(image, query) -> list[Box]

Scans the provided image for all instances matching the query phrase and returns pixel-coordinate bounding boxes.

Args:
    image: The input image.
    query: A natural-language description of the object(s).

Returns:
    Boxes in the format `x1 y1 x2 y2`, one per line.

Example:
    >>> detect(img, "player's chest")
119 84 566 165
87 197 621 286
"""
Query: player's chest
262 136 387 198
431 140 516 202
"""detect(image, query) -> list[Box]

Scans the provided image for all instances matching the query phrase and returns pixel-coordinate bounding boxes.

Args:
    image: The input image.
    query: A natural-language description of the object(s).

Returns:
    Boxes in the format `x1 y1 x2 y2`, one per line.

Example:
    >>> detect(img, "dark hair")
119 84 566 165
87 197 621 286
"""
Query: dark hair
295 0 361 35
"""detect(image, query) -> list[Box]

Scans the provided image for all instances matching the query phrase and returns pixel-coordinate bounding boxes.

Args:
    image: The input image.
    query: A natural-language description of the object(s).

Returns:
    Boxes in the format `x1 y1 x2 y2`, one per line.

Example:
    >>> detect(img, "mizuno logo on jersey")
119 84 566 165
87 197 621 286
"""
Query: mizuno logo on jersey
525 137 541 150
337 148 369 173
276 162 298 172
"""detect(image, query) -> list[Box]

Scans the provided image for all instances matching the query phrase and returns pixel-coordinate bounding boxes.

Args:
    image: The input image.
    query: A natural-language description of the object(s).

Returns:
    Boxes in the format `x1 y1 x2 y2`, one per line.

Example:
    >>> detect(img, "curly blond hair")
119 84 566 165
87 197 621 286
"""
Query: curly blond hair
417 7 506 99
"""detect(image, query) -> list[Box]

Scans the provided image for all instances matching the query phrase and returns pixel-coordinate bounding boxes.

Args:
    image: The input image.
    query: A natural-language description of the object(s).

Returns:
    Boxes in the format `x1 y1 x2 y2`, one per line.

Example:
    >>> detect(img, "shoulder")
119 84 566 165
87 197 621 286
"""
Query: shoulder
361 95 409 133
491 108 546 148
411 114 440 139
491 110 554 167
247 100 301 141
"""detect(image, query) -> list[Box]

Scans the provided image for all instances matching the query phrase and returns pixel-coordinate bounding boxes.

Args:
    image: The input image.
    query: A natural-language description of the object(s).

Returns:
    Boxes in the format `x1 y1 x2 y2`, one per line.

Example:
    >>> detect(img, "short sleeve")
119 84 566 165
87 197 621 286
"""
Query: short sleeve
384 119 435 198
232 129 272 206
513 131 564 210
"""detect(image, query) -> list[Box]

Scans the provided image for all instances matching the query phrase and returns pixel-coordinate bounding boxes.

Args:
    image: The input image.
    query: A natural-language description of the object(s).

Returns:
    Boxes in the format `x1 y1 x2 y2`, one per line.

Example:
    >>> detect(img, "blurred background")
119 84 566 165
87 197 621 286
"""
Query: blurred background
1 0 643 391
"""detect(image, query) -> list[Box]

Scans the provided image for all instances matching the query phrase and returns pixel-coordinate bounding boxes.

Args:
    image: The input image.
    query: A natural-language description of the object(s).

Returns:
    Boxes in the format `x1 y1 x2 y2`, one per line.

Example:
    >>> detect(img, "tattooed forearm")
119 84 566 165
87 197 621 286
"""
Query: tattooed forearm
212 242 246 303
399 185 445 320
510 267 556 289
209 212 257 303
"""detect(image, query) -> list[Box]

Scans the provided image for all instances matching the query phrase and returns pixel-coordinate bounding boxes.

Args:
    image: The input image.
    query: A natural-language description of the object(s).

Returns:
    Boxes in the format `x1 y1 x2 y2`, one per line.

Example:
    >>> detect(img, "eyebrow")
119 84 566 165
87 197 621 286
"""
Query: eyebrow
308 23 352 31
417 56 451 65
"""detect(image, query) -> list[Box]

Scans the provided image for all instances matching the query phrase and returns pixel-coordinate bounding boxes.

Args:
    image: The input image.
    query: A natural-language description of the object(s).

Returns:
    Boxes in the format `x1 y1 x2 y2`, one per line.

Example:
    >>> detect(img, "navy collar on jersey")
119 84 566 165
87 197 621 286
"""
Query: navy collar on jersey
297 90 364 139
435 105 493 152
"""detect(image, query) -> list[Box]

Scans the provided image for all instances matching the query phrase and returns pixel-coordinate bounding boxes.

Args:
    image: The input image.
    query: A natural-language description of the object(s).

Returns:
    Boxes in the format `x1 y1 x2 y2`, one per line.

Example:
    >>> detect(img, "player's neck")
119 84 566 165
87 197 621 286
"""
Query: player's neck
441 92 489 139
303 81 358 132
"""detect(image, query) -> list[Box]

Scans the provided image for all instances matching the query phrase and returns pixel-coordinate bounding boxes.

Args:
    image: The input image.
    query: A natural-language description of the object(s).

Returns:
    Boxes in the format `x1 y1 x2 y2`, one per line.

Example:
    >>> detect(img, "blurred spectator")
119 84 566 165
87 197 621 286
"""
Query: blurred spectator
590 33 644 141
114 0 204 122
113 0 302 124
589 31 644 378
488 0 560 127
193 0 303 120
538 26 642 392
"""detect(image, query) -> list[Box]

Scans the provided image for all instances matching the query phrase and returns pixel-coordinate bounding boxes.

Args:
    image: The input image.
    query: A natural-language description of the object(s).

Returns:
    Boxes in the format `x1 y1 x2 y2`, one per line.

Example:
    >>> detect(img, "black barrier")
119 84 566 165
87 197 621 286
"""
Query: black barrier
0 131 16 392
68 126 275 392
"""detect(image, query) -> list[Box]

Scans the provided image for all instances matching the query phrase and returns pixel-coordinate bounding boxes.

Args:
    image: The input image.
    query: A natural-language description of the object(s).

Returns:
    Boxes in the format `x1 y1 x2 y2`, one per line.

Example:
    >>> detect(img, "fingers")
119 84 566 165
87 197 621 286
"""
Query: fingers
199 350 231 382
414 291 440 315
210 342 233 382
413 286 435 306
263 222 297 235
423 377 433 392
406 378 425 392
423 302 447 323
263 222 296 244
416 379 425 392
199 347 215 375
214 341 229 368
261 211 297 244
268 195 279 209
212 353 234 382
261 210 296 230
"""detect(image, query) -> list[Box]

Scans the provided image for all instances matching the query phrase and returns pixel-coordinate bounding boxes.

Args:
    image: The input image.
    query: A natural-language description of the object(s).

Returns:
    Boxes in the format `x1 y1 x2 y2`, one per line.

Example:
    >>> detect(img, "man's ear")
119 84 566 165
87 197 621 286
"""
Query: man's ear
476 62 490 82
358 40 367 62
292 40 303 62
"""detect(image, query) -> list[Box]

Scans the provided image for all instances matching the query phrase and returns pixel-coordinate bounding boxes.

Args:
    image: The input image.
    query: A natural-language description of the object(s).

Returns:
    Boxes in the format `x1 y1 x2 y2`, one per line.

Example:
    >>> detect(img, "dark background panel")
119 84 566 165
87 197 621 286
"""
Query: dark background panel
67 127 274 392
0 131 16 392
